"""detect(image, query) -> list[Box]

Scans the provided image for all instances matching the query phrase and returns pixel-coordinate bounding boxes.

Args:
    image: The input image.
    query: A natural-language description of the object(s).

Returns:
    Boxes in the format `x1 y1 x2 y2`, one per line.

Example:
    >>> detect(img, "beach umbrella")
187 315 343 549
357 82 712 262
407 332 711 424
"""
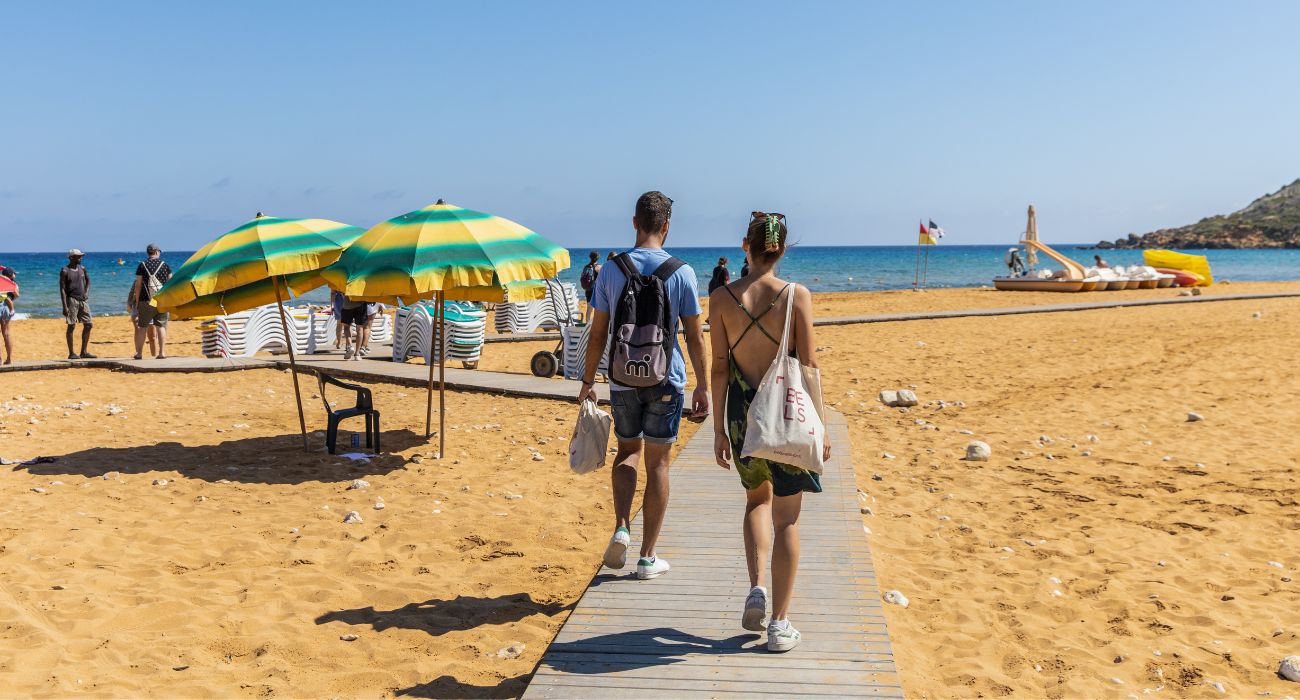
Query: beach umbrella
321 201 568 457
154 215 366 448
0 275 16 296
158 270 325 319
1024 205 1039 268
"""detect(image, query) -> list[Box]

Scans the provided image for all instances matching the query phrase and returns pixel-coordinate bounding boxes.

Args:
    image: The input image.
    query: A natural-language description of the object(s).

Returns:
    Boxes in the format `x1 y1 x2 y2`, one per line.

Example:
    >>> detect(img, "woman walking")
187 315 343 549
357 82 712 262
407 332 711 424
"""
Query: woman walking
708 211 829 652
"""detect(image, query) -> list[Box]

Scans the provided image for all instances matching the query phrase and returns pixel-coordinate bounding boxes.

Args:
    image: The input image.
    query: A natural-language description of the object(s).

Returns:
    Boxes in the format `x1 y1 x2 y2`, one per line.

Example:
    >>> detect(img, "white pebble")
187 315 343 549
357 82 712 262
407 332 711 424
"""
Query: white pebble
340 634 358 642
373 501 385 510
1280 655 1300 682
343 511 363 524
883 590 909 607
1187 412 1204 422
1001 547 1014 553
531 453 544 462
496 643 526 659
348 479 370 490
31 487 46 494
1111 677 1124 685
1268 561 1284 569
965 441 991 461
1087 435 1100 443
152 479 168 486
289 528 299 534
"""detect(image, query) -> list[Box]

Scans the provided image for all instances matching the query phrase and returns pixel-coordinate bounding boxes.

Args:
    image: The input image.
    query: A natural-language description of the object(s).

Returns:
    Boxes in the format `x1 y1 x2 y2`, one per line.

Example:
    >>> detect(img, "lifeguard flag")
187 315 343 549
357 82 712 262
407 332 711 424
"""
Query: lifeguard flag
928 219 945 240
918 220 938 245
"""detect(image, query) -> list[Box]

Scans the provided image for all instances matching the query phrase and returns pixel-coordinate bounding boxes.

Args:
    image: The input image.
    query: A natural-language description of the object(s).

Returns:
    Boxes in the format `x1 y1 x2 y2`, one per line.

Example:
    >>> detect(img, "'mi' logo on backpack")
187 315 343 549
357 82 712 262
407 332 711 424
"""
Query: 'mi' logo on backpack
624 353 653 379
608 254 684 388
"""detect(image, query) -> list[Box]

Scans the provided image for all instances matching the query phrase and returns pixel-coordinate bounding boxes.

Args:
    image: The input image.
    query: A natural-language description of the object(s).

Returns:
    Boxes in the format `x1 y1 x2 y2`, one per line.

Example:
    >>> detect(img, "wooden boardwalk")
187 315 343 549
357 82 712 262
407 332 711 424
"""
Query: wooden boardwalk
523 412 902 699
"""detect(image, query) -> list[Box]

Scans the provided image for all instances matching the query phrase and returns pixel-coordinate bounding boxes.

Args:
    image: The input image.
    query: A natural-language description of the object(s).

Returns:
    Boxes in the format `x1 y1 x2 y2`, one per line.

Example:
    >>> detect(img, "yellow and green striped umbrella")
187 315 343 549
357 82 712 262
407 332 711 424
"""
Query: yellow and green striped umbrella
158 271 326 318
319 201 569 300
153 214 366 311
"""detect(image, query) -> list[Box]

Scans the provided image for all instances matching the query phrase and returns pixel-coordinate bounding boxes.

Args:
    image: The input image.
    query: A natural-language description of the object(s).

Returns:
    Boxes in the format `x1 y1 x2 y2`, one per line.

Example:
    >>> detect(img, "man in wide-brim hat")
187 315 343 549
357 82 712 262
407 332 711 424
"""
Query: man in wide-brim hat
60 248 95 359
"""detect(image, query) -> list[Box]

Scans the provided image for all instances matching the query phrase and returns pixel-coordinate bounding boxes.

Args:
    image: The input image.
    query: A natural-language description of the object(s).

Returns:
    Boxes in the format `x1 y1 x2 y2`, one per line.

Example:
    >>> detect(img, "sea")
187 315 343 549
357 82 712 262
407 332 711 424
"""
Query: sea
3 246 1298 319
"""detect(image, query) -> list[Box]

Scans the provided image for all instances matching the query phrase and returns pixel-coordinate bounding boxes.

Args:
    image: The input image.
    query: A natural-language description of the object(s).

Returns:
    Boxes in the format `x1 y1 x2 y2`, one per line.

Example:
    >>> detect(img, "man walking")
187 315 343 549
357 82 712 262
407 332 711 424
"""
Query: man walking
578 191 710 580
59 249 95 359
128 244 172 359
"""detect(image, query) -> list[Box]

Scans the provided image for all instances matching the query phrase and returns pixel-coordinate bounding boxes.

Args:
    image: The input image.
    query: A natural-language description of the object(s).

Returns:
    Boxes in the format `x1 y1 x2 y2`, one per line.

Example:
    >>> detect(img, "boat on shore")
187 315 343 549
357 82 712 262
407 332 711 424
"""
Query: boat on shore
994 205 1097 292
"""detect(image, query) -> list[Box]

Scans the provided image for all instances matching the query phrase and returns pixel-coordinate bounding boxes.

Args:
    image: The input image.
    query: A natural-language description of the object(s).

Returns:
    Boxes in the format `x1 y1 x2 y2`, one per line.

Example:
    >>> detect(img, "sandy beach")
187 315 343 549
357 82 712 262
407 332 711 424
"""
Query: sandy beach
2 285 1298 698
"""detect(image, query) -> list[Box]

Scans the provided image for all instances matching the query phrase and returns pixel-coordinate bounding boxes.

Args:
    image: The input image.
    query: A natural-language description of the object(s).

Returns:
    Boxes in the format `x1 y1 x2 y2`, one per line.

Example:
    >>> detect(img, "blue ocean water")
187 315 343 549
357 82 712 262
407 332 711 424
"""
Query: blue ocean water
3 246 1298 318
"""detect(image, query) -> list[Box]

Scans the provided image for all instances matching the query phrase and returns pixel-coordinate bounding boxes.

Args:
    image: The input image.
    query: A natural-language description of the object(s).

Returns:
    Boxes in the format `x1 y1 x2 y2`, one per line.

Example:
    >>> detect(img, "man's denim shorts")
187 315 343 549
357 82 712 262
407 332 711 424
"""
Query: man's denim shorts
610 385 685 445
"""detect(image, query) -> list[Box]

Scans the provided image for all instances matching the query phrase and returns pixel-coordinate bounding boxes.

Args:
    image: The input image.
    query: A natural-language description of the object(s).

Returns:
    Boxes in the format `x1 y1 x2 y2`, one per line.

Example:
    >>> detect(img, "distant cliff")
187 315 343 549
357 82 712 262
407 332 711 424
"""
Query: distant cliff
1097 179 1300 249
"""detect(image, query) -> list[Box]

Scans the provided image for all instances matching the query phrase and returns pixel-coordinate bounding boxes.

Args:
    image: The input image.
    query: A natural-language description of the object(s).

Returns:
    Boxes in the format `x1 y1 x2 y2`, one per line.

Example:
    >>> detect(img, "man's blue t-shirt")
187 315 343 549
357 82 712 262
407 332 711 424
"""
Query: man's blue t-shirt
592 247 702 393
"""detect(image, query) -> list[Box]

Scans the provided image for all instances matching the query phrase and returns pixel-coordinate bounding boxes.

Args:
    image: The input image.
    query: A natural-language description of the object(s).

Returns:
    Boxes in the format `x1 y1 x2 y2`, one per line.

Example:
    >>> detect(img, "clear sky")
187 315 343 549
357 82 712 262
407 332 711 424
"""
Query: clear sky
1 1 1297 252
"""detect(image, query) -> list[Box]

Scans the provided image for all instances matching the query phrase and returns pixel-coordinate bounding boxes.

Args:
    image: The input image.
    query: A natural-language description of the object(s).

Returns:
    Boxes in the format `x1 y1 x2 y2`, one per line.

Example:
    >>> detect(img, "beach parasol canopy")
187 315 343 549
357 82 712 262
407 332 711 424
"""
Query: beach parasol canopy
321 200 569 456
153 215 366 312
1024 204 1039 267
158 271 324 319
0 275 17 296
319 201 569 302
152 214 367 450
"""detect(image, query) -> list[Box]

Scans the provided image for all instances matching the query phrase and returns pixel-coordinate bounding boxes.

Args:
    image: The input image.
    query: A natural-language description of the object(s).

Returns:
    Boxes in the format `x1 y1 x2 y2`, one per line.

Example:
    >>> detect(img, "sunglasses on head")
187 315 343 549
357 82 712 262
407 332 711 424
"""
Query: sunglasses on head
750 211 786 221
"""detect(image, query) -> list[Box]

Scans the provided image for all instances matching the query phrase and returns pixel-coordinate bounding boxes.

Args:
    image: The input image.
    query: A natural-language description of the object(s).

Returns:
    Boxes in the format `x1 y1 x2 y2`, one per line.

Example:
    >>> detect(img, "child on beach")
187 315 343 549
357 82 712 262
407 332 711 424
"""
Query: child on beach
708 211 830 652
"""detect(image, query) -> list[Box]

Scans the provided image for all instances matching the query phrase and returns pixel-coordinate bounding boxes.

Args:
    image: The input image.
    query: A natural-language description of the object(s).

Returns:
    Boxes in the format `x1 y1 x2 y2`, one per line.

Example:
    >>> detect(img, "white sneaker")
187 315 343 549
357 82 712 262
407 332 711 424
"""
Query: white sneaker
767 620 801 652
603 527 631 570
636 555 670 580
343 347 354 360
742 586 769 631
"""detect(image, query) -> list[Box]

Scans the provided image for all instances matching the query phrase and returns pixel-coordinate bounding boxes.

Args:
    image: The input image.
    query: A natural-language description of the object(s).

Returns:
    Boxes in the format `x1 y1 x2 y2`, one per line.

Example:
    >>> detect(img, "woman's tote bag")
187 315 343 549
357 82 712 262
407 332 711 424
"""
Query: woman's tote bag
740 285 826 473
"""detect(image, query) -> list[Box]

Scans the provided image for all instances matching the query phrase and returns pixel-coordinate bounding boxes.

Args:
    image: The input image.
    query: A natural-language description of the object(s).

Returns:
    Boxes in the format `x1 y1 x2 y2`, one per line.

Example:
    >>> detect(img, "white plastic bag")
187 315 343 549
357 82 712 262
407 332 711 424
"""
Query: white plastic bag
569 398 613 474
740 285 826 474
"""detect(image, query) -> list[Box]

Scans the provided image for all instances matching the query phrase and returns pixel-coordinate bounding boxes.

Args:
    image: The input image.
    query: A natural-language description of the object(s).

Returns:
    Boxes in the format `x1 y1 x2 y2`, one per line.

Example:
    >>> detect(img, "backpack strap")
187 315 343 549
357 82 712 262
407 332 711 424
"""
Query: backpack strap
651 256 685 283
613 253 639 280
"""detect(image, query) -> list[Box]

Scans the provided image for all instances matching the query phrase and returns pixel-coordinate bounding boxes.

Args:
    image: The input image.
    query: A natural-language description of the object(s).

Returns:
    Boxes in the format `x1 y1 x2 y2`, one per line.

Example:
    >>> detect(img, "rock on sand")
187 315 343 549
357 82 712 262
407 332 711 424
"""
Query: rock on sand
1280 655 1300 682
965 441 991 461
879 390 918 408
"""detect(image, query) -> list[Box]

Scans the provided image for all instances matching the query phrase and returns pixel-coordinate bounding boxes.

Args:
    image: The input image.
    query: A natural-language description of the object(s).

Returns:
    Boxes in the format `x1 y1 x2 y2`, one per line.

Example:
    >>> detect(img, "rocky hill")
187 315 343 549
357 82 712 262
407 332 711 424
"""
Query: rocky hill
1098 179 1300 249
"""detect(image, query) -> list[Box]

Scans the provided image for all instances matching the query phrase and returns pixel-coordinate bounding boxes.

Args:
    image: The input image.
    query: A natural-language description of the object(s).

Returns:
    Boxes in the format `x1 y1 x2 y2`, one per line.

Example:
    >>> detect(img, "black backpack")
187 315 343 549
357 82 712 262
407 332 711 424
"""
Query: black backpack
608 253 684 388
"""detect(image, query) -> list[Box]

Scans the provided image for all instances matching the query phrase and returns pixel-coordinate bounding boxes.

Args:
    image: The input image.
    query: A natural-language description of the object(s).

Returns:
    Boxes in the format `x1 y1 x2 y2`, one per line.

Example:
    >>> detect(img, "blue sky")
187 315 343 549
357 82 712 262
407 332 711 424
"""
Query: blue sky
1 1 1297 252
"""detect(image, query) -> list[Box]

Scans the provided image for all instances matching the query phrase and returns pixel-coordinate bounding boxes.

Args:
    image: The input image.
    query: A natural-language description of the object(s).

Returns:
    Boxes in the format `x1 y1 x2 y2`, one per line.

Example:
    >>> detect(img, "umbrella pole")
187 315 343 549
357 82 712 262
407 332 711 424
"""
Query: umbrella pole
439 295 446 460
273 277 309 450
425 292 437 439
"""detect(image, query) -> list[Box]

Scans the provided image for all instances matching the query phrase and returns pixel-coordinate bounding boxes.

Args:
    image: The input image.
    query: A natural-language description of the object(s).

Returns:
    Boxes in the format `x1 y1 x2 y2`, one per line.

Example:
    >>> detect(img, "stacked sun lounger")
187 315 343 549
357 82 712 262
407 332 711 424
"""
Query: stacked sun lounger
561 322 610 381
306 307 393 354
200 304 312 358
493 282 580 333
392 301 487 368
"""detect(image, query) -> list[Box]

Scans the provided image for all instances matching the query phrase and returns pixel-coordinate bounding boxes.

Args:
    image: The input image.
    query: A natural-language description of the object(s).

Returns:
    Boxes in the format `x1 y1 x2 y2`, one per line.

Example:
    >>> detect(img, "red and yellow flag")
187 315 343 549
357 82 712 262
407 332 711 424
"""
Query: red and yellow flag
918 220 938 245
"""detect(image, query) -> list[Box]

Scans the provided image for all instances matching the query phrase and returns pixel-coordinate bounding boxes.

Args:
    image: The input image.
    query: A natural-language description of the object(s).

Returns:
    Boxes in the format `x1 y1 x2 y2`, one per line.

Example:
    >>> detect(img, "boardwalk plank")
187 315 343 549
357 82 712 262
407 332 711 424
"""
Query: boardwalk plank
522 412 903 698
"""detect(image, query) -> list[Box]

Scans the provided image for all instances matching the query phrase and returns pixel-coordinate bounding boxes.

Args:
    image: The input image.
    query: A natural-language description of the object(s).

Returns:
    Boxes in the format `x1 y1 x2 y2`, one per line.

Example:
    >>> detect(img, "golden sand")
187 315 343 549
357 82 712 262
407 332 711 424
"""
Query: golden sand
2 285 1297 698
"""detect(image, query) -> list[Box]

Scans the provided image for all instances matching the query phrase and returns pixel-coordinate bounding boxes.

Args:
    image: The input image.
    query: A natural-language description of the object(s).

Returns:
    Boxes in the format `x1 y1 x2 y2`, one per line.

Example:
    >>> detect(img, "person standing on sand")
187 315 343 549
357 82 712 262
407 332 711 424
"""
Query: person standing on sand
127 244 172 360
1 266 17 365
579 251 602 323
709 211 829 652
59 249 95 360
708 256 731 295
578 191 710 580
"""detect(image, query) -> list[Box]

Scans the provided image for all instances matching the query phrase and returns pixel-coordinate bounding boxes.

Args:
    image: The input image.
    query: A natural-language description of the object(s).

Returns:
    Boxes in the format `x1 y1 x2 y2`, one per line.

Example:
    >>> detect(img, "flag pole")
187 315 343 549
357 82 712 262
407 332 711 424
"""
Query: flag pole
921 245 931 290
912 222 922 291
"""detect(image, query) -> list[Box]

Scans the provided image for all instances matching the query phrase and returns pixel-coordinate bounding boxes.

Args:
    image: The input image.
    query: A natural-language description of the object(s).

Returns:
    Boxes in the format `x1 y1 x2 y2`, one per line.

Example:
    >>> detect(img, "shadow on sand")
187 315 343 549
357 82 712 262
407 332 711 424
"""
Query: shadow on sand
13 429 428 484
317 593 573 699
